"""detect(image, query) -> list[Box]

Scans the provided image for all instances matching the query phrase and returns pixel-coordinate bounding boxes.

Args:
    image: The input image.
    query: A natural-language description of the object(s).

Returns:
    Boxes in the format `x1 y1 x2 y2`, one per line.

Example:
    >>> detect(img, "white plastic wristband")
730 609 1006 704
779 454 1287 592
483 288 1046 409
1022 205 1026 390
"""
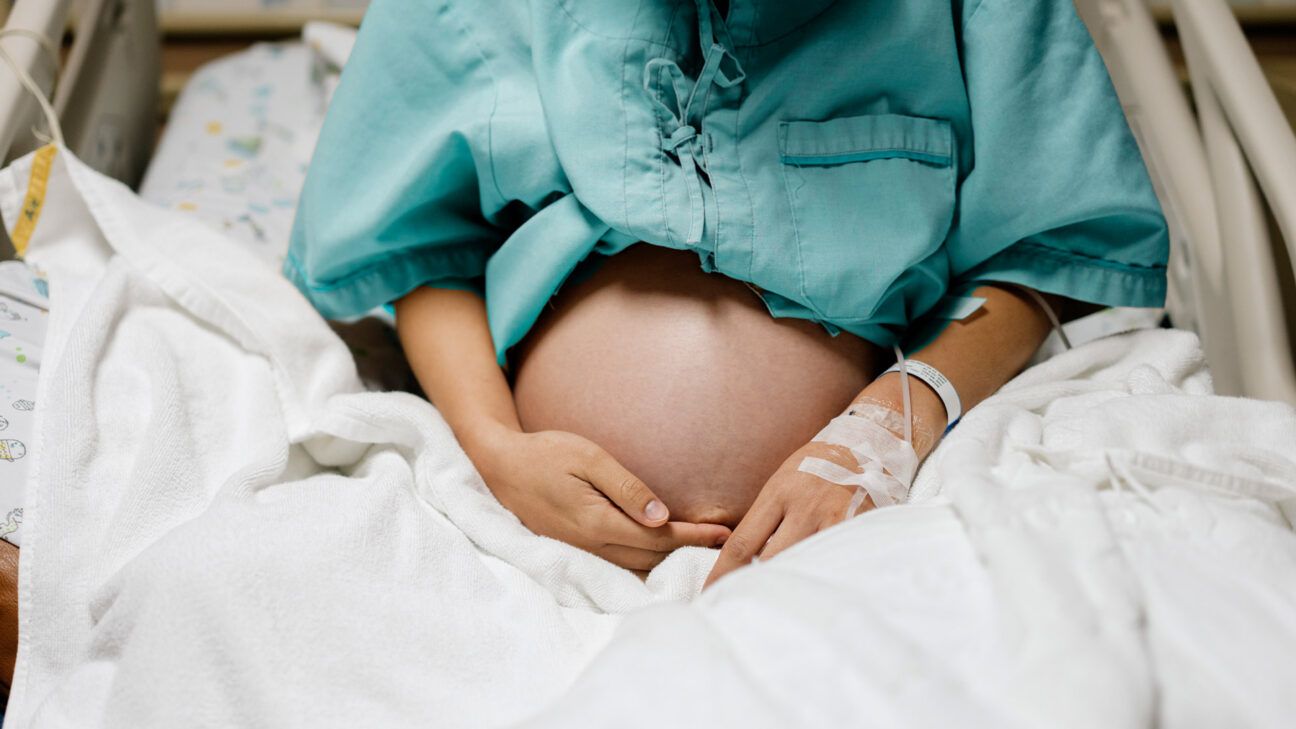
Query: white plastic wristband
884 359 961 429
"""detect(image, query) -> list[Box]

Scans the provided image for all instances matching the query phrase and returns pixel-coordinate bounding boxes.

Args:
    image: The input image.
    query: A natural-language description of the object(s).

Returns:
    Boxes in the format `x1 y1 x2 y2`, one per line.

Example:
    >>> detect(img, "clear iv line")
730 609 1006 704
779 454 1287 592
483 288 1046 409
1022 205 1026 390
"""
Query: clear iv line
0 28 65 148
1020 286 1072 350
892 344 913 446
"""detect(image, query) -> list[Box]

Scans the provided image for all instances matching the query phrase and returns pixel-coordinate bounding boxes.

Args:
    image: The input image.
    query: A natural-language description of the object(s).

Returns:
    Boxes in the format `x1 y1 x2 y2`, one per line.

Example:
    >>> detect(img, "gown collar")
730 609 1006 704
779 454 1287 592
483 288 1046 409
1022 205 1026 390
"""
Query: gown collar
721 0 840 47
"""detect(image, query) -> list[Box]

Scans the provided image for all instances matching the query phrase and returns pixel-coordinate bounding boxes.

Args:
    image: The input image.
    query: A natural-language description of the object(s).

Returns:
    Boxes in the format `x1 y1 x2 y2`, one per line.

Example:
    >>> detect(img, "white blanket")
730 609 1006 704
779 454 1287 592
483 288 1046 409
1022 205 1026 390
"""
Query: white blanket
529 332 1296 728
3 148 1296 728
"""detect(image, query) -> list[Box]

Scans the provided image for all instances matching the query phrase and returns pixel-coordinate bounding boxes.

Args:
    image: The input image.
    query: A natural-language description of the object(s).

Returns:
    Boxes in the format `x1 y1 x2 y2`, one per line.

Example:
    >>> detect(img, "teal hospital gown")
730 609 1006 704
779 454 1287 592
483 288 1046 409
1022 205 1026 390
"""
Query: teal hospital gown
286 0 1169 364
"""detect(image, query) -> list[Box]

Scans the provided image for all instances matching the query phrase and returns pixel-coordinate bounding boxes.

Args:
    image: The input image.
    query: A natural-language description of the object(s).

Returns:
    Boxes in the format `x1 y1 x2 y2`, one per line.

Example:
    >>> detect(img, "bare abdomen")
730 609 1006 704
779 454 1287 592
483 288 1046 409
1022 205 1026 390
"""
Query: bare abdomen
511 245 881 527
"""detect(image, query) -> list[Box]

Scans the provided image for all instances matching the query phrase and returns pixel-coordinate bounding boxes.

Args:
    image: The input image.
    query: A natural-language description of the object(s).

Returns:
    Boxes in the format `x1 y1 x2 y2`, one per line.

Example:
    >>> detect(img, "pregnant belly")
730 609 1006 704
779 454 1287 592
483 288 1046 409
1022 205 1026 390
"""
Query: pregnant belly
511 245 882 527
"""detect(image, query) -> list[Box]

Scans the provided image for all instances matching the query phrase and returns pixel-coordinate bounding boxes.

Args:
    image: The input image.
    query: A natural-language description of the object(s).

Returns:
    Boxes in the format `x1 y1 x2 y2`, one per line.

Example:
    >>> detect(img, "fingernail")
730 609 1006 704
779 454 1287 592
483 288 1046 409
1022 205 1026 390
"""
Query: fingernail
645 500 668 522
714 534 728 548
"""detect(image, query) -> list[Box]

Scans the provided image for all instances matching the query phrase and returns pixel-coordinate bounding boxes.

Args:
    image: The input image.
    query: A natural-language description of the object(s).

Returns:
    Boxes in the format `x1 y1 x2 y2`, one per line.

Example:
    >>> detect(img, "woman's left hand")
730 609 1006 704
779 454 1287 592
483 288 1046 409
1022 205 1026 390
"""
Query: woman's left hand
703 439 867 588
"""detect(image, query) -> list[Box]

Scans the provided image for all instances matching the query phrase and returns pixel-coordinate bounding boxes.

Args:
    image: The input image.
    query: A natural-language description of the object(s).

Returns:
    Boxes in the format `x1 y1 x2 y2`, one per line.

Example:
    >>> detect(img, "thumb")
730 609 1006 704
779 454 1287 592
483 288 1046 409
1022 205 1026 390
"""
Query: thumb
577 446 669 527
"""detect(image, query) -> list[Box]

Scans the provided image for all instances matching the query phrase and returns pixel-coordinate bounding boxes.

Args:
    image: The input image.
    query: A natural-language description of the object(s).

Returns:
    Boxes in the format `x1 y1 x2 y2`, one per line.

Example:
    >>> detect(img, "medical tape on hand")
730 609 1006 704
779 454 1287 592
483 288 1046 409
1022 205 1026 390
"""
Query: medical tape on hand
797 414 919 513
799 456 901 514
846 401 909 438
884 359 961 429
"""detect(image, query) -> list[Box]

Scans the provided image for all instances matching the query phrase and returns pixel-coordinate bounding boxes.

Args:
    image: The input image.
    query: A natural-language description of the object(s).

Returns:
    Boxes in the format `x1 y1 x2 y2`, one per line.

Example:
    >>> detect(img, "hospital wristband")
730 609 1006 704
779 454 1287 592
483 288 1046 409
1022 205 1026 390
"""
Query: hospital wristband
883 359 961 429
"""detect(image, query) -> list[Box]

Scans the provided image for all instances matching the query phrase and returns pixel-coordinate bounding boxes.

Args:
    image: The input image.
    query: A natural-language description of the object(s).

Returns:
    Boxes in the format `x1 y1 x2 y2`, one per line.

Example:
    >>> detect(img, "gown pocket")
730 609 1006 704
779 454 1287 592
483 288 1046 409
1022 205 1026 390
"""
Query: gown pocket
778 113 956 321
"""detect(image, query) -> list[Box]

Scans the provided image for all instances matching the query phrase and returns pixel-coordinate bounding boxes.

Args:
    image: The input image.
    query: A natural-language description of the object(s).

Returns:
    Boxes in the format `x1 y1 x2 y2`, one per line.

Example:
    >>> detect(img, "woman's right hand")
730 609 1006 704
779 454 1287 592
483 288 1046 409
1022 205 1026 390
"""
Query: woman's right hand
395 288 728 572
468 424 732 571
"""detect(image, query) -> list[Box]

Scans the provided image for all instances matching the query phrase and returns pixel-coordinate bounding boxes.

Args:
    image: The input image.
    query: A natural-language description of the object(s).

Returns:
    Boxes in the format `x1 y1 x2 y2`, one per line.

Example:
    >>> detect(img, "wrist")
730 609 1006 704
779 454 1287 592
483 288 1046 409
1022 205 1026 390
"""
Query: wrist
850 378 943 459
455 416 523 465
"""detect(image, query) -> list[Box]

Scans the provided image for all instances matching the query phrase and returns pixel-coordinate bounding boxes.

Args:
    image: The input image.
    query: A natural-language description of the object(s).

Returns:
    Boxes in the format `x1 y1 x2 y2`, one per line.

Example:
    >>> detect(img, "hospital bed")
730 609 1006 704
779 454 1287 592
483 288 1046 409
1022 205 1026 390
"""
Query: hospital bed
2 1 1296 721
1079 0 1296 404
3 0 1295 404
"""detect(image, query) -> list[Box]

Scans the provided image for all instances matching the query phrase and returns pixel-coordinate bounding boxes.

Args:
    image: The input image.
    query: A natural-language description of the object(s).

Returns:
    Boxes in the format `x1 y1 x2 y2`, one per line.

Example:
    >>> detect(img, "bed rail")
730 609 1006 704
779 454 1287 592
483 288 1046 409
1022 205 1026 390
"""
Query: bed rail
0 0 74 164
1175 0 1296 405
0 0 158 184
1078 0 1296 404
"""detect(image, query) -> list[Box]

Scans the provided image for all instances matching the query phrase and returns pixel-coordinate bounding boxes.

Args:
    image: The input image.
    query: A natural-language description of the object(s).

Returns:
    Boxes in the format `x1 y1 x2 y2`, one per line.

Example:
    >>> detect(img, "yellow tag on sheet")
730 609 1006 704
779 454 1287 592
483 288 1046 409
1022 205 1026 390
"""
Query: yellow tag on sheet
9 144 58 258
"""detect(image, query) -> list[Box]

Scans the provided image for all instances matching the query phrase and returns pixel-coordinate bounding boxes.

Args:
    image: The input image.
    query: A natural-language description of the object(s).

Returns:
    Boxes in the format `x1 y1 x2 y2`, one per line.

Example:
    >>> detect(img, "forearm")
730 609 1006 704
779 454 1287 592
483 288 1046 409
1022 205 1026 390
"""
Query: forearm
851 284 1059 456
393 287 520 452
705 284 1066 584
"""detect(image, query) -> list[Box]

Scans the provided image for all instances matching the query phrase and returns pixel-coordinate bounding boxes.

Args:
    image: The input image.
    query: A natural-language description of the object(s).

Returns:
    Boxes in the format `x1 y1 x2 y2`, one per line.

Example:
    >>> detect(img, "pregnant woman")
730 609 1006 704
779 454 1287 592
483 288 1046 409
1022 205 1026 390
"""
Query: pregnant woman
286 0 1167 586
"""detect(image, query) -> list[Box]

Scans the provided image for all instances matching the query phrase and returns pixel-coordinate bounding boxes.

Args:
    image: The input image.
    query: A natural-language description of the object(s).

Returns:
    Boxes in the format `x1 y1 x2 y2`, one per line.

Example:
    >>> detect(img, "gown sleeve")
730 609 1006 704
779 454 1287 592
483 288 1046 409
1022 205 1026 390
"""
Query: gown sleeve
947 0 1169 308
284 0 565 319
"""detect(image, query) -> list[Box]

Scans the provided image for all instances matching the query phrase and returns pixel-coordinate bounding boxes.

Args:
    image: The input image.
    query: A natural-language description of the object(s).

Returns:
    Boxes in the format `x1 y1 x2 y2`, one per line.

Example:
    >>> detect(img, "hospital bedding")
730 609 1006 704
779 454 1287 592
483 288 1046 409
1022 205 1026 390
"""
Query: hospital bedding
0 16 1292 725
138 22 354 264
139 23 415 392
0 24 361 551
2 146 1295 727
0 261 45 547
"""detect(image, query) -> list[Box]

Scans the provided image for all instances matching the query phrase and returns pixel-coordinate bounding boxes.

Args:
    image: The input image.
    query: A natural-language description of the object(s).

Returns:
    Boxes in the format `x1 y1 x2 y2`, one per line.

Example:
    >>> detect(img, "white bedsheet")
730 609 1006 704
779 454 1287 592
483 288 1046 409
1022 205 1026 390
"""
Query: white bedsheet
3 147 1296 728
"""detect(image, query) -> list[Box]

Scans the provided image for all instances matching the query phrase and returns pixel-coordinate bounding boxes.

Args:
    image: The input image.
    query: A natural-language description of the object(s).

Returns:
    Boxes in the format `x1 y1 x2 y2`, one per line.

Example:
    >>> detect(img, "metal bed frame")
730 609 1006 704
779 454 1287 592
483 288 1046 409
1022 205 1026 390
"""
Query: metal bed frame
0 0 158 189
1077 0 1296 403
2 0 1295 404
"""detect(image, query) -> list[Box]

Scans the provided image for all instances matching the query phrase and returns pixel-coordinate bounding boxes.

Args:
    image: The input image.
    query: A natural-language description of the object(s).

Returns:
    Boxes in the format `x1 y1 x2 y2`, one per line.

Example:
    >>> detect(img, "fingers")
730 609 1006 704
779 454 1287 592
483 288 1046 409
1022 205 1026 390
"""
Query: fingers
577 446 669 527
756 516 818 563
596 545 673 572
703 500 783 589
599 514 731 552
